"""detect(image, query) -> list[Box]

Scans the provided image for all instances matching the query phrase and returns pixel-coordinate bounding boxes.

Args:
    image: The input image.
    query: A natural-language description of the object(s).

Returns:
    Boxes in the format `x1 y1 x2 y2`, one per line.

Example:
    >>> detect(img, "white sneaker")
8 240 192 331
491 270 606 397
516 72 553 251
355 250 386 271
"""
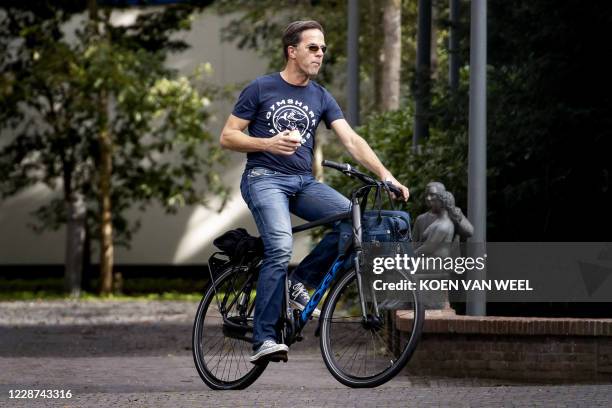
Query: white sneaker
250 340 289 364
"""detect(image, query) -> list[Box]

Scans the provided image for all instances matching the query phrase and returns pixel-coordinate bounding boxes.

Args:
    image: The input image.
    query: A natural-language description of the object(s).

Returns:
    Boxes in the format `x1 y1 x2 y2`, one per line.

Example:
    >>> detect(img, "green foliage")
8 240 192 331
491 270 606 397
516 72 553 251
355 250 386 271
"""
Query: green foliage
328 0 612 242
215 0 470 218
214 0 419 115
483 0 612 240
324 102 468 218
0 3 226 248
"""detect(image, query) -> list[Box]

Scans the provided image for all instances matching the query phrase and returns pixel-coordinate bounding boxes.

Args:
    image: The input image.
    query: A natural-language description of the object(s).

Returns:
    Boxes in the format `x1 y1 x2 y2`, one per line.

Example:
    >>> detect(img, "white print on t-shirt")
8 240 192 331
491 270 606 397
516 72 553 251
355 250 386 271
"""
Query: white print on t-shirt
265 99 317 146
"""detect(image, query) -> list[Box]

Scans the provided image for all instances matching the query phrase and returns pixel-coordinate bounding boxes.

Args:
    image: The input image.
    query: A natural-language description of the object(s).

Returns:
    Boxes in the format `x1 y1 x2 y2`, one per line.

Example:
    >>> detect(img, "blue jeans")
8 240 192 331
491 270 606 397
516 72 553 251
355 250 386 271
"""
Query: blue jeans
240 167 351 350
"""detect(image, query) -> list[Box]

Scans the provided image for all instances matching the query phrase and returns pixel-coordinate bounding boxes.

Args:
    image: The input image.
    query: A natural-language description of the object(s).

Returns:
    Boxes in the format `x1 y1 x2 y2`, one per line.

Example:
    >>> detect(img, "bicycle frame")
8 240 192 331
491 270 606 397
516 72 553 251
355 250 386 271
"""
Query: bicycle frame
292 183 380 336
299 256 345 325
209 162 399 346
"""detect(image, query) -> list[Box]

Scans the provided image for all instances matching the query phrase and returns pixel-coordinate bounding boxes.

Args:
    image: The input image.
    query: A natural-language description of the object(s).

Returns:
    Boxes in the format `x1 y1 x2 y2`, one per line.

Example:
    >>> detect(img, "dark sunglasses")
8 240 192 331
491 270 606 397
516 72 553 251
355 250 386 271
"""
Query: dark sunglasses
306 44 327 54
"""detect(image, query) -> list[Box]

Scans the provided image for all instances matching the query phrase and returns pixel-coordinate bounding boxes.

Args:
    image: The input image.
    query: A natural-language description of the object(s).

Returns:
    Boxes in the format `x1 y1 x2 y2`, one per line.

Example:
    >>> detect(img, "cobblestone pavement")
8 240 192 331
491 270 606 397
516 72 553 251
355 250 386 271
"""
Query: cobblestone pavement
0 300 611 407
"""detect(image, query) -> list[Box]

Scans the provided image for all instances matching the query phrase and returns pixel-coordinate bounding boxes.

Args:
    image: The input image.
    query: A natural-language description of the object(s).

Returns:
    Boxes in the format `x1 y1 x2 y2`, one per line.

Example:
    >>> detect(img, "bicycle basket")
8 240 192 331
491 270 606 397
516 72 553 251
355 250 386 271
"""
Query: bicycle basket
213 228 264 262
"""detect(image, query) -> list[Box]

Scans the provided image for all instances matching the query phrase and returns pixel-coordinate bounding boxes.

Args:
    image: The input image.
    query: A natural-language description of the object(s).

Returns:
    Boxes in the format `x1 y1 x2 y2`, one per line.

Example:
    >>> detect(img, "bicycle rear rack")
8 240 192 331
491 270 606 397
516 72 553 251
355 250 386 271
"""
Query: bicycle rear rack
208 252 261 344
208 252 230 281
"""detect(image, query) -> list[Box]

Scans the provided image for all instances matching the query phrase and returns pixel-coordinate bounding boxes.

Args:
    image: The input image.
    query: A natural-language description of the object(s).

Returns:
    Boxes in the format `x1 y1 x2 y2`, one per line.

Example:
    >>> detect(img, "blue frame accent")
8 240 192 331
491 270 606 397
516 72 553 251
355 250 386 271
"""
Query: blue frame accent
299 256 346 325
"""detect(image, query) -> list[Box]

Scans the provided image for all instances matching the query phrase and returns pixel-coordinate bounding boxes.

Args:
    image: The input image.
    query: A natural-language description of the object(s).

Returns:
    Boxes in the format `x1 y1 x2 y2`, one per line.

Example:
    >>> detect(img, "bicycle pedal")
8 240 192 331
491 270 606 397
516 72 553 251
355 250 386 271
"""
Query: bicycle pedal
267 353 289 363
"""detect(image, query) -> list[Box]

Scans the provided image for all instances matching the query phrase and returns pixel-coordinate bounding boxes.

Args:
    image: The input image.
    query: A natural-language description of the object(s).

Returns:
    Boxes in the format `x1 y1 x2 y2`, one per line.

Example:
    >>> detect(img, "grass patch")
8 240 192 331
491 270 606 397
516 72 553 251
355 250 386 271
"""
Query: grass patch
0 290 203 302
0 278 207 301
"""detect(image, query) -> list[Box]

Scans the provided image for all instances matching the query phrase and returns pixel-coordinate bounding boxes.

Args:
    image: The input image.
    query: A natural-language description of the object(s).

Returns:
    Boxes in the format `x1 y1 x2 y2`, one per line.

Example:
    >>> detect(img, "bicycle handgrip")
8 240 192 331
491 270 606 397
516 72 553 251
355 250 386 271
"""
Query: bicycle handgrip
383 181 403 197
322 160 351 172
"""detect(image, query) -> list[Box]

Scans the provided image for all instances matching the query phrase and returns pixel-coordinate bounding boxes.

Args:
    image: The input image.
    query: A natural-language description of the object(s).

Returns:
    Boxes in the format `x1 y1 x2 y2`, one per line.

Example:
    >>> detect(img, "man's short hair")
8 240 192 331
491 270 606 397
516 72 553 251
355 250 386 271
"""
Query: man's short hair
282 20 324 61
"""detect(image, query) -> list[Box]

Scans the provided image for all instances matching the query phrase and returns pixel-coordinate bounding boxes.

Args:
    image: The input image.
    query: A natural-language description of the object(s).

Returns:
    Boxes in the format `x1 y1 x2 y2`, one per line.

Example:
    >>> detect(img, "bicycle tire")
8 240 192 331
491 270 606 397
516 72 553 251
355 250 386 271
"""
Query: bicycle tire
320 268 424 388
192 265 267 390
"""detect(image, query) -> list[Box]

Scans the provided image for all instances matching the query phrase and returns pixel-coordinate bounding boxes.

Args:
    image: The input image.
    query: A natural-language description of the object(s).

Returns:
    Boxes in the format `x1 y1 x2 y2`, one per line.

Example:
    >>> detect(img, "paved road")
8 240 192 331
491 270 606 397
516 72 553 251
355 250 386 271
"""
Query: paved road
0 300 610 407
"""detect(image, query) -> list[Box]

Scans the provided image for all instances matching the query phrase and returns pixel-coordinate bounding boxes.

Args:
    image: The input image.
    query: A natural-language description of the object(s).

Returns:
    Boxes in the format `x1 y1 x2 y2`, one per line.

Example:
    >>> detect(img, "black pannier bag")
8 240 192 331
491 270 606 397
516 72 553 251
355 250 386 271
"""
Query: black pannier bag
213 228 264 262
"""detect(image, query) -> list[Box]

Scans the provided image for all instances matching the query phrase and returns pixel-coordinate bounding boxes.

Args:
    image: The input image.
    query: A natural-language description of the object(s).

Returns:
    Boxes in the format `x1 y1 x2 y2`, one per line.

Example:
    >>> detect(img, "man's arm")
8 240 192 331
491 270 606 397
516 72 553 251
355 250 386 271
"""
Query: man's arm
330 118 409 201
220 114 301 155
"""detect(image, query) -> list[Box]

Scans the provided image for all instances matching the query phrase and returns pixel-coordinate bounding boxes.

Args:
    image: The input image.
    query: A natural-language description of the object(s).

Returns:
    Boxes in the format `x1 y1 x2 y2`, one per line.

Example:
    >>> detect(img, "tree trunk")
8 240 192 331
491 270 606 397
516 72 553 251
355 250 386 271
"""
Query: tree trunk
414 0 432 146
381 0 402 111
430 2 438 79
64 192 86 297
88 0 114 295
347 0 360 126
369 0 384 110
59 123 84 297
448 0 460 91
82 219 93 292
98 96 114 295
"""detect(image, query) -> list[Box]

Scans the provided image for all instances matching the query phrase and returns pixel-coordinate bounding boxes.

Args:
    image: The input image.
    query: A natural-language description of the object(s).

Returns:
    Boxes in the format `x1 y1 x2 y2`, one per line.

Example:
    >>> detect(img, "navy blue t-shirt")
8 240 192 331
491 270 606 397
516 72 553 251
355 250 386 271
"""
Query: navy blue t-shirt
232 73 344 175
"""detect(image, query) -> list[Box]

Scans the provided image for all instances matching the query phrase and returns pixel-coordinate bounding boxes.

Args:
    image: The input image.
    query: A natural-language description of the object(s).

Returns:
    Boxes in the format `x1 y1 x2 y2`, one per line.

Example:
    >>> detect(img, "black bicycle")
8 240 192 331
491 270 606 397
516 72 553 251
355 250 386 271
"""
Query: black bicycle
192 160 425 389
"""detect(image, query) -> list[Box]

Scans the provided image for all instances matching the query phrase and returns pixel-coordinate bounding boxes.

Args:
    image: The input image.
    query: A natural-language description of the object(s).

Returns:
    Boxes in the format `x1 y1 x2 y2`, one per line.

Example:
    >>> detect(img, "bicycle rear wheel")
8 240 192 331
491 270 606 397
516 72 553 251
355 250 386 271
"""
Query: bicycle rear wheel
192 265 266 390
320 268 424 388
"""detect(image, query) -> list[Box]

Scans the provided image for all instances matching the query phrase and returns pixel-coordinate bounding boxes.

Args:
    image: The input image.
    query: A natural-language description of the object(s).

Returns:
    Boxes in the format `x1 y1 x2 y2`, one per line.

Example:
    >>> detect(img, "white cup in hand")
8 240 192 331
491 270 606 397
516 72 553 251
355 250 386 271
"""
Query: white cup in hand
288 130 302 143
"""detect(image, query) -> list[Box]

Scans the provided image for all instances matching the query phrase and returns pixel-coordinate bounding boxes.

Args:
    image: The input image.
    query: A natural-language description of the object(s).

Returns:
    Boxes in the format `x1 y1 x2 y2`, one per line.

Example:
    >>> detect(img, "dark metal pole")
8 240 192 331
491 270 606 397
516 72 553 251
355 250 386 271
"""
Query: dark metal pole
347 0 360 126
413 0 431 148
466 0 487 316
449 0 460 91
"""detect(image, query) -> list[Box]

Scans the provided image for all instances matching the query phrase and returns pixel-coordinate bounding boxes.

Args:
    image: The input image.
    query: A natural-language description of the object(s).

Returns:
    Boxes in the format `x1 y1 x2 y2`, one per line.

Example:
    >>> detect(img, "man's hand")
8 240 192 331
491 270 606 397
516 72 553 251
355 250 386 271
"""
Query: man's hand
381 172 410 202
264 130 302 155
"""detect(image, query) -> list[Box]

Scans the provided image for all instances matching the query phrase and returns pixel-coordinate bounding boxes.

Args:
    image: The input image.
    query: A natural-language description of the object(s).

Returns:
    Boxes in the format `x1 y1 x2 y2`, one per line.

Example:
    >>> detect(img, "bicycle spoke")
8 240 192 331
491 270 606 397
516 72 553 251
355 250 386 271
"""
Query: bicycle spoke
331 323 365 365
193 266 264 388
321 269 423 385
227 338 235 381
371 329 396 361
346 341 359 374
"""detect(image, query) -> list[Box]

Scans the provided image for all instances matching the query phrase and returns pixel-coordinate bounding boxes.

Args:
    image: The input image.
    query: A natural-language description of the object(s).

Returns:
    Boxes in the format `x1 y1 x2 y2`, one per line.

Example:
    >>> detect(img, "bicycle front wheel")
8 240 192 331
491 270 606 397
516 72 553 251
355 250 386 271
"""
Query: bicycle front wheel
320 268 424 388
192 265 267 390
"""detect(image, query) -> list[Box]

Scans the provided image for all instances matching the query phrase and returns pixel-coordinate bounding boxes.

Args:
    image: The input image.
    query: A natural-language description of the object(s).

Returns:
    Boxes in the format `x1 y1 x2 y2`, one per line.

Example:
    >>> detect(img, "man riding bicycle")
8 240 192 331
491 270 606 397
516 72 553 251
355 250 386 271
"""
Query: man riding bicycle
220 20 409 364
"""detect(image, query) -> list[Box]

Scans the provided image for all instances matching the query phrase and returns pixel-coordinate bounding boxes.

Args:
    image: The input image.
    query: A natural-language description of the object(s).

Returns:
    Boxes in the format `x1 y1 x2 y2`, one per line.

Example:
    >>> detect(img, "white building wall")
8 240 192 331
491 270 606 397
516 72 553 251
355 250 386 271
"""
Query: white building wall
0 10 313 265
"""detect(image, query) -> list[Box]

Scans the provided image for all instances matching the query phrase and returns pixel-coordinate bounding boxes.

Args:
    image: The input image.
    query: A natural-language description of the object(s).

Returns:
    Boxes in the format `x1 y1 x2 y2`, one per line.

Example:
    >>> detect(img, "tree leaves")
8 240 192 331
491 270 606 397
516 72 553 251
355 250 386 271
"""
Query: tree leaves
0 3 226 249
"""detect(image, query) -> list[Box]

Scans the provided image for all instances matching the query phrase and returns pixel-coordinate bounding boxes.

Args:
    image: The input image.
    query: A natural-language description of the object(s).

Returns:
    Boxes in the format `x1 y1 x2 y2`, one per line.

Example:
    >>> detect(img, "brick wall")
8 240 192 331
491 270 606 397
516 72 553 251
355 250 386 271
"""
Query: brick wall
398 313 612 382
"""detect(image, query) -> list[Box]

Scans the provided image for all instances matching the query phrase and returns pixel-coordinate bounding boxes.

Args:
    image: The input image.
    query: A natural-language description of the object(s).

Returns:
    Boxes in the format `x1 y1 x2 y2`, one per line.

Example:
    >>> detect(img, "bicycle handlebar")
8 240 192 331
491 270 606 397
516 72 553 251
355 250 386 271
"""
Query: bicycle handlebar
321 160 403 197
383 181 403 197
321 160 351 172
